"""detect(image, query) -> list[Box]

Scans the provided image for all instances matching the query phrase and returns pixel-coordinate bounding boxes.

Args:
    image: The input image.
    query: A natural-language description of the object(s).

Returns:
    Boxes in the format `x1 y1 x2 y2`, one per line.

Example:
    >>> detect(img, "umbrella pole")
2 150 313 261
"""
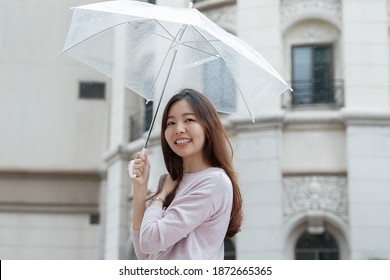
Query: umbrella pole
143 22 189 149
129 48 180 178
128 20 189 178
143 48 180 150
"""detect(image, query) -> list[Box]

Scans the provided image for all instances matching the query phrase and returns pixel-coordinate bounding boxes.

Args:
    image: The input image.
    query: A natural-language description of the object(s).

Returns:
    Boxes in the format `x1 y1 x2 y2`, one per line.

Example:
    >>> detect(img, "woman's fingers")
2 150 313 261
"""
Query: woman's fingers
133 158 144 170
128 151 150 180
132 162 144 177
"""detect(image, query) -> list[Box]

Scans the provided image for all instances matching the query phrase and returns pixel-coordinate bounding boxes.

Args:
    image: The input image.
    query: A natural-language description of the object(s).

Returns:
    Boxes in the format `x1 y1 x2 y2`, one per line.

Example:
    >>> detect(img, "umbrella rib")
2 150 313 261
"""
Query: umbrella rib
149 36 221 47
178 42 222 58
151 21 222 59
191 26 256 122
152 20 221 59
152 32 175 43
154 19 176 41
145 42 176 101
181 39 220 44
61 22 131 53
146 23 188 100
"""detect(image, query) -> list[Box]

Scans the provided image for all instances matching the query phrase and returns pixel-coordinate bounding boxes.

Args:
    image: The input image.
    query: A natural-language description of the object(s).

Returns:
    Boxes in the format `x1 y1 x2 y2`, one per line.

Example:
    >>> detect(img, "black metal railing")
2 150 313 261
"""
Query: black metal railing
129 105 154 142
282 79 344 109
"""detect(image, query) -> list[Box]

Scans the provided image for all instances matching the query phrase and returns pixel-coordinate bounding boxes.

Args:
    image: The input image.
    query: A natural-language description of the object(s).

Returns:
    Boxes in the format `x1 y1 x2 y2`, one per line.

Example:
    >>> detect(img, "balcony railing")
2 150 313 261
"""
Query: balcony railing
282 79 344 109
129 105 153 142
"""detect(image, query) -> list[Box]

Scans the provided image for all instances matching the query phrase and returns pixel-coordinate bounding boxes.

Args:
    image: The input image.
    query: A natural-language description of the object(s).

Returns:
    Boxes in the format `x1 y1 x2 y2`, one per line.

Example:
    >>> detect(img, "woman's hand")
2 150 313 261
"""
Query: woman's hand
158 174 177 199
128 151 150 190
129 151 150 231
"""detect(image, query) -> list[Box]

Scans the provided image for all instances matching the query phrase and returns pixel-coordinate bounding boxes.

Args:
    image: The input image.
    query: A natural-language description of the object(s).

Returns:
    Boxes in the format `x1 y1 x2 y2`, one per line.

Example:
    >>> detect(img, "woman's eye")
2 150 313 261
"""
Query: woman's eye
167 121 175 127
185 118 195 123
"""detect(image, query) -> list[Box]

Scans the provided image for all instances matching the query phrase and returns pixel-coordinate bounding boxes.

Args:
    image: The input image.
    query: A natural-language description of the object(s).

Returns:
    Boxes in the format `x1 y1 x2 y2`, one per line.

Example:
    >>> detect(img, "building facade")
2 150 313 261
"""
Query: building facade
0 0 389 260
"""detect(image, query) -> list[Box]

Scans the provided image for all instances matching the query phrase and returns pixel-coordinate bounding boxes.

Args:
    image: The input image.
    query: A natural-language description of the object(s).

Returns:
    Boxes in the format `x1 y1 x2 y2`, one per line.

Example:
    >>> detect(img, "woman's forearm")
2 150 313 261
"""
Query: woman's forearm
132 188 147 230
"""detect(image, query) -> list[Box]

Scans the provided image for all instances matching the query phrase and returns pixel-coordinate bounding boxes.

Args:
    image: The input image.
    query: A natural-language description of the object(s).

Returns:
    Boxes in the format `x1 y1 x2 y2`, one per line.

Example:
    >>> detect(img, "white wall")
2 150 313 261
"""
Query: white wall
0 0 107 260
282 111 346 174
0 212 100 259
0 0 109 171
233 116 284 259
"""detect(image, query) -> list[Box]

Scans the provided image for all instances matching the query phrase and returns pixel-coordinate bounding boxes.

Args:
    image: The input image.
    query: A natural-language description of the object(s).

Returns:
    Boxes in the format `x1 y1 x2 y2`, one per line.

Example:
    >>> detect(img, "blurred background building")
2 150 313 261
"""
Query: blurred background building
0 0 389 259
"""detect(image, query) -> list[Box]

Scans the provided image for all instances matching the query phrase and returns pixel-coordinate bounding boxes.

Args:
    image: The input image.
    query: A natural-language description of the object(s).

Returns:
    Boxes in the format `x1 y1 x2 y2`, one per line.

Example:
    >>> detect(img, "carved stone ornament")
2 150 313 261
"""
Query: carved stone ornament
281 0 342 25
283 175 348 222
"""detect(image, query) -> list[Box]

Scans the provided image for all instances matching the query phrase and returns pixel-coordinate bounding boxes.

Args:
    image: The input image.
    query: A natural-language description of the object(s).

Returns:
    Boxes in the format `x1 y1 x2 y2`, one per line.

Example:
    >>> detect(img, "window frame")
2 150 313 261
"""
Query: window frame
291 43 335 106
295 231 340 260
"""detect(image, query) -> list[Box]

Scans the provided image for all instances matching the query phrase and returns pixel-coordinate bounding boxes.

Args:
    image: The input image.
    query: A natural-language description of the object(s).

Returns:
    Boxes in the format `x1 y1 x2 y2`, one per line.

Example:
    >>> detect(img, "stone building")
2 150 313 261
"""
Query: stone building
0 0 389 260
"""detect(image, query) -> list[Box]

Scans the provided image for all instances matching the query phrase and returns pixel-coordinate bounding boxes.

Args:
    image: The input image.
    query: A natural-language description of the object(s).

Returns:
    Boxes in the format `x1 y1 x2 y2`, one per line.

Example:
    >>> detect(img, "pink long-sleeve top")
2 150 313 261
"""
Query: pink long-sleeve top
131 167 233 260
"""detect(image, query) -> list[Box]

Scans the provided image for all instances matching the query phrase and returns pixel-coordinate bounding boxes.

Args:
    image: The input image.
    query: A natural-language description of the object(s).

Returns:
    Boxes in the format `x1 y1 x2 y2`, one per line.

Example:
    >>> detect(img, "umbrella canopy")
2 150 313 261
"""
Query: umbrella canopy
62 0 291 125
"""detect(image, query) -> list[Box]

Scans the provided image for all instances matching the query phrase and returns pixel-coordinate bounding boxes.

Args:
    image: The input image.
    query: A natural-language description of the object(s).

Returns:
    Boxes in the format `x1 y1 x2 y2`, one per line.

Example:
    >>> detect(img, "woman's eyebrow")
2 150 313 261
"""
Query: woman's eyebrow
182 112 196 117
167 112 195 119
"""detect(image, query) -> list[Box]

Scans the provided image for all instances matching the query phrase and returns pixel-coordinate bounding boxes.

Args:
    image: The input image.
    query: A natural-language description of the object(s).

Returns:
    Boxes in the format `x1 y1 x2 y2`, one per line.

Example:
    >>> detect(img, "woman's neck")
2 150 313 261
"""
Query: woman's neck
183 155 211 173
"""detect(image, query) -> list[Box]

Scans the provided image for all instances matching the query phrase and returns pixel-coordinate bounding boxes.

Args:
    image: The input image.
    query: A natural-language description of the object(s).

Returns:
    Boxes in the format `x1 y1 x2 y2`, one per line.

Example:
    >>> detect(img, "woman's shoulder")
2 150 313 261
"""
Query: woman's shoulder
205 167 231 185
201 166 225 176
201 168 233 205
184 167 227 180
182 167 231 192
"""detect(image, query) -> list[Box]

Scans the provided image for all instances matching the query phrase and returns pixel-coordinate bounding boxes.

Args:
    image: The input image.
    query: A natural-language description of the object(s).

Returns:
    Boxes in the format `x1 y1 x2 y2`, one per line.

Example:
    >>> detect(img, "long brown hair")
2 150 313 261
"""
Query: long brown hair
157 88 243 237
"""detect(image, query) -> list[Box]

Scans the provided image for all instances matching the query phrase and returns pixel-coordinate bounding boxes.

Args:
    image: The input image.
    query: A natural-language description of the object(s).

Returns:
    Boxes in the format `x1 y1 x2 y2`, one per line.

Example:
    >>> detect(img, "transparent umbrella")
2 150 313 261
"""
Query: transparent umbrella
61 0 291 176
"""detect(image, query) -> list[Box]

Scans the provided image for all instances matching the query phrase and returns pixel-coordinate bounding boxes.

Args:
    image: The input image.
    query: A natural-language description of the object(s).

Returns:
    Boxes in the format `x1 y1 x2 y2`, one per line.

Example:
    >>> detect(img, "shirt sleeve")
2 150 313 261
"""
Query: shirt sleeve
137 175 222 255
131 228 150 260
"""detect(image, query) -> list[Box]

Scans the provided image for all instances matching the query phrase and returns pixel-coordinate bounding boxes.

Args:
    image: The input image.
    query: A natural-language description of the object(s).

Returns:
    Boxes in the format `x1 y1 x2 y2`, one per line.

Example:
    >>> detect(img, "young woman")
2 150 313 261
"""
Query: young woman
129 88 243 259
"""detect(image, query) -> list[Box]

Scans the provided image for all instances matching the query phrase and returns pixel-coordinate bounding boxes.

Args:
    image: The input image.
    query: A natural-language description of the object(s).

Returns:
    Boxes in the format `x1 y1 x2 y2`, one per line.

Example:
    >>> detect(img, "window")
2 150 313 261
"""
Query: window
295 231 339 260
129 101 153 142
202 56 237 113
291 45 334 105
90 214 100 225
224 238 236 260
79 81 105 99
144 101 153 132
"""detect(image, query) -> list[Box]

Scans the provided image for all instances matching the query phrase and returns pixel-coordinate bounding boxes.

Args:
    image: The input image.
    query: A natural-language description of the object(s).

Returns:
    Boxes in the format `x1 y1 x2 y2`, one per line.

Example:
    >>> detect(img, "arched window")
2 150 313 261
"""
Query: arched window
295 231 339 260
283 19 343 109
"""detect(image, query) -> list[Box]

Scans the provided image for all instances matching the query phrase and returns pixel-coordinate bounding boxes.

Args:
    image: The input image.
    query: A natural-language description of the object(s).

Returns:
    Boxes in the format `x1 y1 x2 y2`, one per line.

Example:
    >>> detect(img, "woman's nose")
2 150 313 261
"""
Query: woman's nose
175 122 185 134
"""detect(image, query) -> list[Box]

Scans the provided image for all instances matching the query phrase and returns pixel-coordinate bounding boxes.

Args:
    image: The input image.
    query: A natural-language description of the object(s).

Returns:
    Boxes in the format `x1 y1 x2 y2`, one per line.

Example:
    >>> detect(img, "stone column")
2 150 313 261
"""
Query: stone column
231 113 284 259
237 0 284 111
342 0 389 108
103 148 132 260
343 111 390 259
102 26 138 259
342 0 390 259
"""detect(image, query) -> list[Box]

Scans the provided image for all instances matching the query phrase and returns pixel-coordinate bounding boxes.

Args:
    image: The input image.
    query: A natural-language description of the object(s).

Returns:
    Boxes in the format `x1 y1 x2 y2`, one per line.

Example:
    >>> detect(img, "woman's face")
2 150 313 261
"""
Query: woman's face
164 99 206 164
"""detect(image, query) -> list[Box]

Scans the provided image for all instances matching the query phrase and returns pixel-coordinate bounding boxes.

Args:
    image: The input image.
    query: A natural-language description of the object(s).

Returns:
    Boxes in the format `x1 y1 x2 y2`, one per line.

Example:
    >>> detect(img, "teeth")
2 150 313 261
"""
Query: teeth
176 139 191 144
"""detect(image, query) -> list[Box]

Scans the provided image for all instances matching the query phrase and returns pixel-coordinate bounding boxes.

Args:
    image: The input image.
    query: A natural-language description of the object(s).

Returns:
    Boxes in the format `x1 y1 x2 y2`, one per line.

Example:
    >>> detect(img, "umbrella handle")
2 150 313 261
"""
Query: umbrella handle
127 148 147 179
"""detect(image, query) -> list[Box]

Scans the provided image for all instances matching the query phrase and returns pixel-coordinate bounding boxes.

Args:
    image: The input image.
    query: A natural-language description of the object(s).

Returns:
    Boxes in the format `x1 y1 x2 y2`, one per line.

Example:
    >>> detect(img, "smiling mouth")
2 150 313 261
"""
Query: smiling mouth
175 138 192 145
